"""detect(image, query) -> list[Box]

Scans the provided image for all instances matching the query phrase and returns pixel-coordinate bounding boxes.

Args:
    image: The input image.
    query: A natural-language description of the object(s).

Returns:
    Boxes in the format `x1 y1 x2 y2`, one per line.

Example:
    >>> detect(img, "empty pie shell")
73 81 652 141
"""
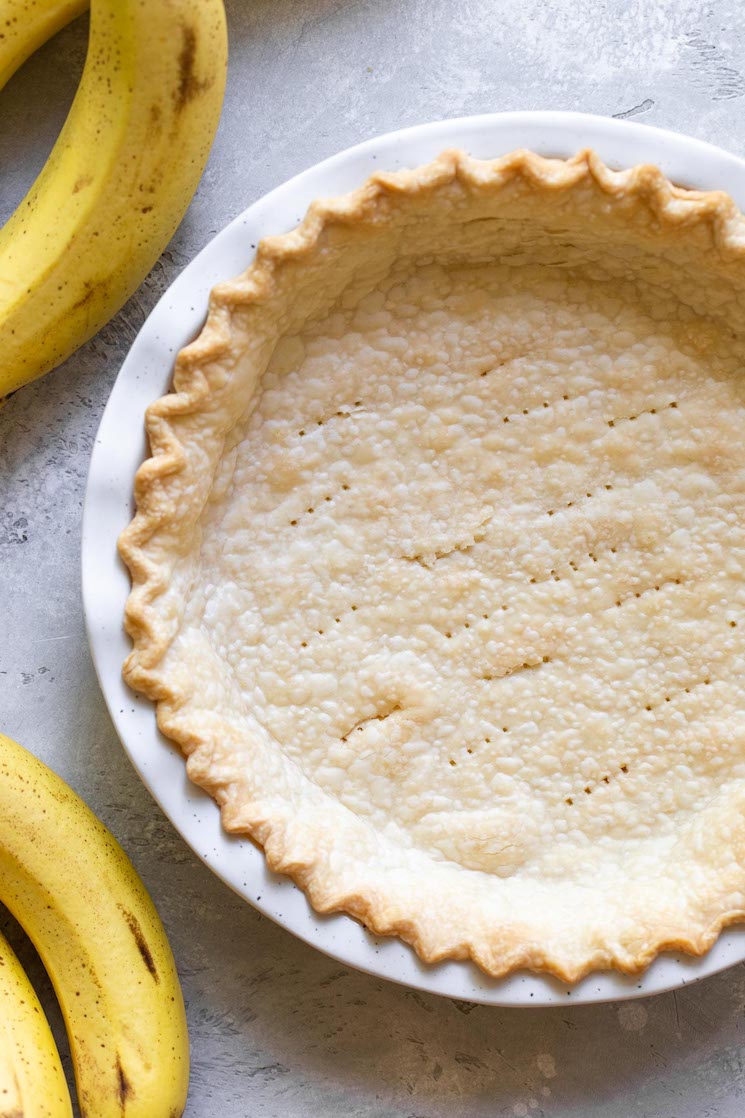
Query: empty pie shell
119 149 745 982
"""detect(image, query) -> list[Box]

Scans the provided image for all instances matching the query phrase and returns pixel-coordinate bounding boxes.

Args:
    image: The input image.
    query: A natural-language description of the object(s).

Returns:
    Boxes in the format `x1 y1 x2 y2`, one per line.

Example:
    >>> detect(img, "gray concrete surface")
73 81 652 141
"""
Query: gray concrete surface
3 1 745 1115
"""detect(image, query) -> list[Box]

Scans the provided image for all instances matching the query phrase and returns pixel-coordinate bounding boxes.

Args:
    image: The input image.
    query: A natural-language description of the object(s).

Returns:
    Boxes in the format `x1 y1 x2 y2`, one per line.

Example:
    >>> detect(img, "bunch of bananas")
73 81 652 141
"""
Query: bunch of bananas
0 0 227 400
1 0 228 1110
0 732 189 1117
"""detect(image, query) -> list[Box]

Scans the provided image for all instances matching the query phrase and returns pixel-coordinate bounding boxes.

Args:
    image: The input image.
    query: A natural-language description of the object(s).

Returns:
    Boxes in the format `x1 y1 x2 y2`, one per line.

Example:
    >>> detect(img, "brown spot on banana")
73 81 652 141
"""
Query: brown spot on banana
68 279 97 313
116 1055 133 1108
175 23 214 112
119 906 159 982
1 1063 22 1118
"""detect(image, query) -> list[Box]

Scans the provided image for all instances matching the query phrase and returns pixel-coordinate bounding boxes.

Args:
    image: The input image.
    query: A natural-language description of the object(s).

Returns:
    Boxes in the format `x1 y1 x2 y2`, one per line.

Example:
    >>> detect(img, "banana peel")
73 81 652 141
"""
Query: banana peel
0 730 189 1118
0 0 227 400
0 0 87 91
0 926 73 1118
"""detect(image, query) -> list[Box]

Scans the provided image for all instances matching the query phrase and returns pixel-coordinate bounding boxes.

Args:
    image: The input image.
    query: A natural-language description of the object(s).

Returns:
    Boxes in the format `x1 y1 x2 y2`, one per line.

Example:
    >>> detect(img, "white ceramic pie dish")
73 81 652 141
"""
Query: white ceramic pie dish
83 110 745 1006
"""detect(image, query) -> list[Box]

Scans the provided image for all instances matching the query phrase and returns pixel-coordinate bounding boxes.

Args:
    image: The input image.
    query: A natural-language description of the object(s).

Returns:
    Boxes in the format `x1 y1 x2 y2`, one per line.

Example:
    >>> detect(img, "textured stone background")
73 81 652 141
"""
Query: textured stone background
3 1 745 1115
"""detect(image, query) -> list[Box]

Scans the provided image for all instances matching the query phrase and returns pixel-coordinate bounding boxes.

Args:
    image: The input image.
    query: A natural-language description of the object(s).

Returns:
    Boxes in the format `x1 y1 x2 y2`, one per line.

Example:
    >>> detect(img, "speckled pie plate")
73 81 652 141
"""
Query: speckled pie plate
83 112 745 1006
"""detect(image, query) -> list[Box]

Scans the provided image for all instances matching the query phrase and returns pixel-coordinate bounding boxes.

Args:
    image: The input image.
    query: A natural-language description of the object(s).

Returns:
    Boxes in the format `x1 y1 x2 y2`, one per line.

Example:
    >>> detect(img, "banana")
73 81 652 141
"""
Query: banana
0 733 189 1117
0 0 88 91
0 0 227 399
0 926 72 1118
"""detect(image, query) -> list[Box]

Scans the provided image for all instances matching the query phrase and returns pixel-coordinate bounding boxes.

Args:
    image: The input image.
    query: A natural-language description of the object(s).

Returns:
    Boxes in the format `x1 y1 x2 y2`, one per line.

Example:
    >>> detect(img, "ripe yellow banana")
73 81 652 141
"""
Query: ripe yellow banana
0 0 227 399
0 0 87 91
0 733 189 1118
0 926 73 1118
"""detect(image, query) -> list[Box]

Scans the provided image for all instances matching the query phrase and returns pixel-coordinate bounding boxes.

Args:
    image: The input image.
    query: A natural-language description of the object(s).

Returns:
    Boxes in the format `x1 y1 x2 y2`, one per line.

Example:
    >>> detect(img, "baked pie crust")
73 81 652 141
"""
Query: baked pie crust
120 149 745 981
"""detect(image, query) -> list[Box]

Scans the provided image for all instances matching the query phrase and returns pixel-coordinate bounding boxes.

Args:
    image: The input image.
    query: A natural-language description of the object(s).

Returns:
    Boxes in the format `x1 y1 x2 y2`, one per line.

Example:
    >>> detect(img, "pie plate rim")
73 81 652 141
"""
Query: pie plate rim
82 110 745 1006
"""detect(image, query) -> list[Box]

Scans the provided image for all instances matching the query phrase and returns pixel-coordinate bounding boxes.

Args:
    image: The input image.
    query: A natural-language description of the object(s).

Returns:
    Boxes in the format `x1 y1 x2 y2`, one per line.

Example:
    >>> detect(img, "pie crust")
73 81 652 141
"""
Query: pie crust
120 149 745 981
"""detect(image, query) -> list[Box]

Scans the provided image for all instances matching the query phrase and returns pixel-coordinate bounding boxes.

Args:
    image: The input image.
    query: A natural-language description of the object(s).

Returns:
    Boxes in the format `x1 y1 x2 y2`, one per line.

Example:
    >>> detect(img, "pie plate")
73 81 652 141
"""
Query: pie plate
82 111 745 1006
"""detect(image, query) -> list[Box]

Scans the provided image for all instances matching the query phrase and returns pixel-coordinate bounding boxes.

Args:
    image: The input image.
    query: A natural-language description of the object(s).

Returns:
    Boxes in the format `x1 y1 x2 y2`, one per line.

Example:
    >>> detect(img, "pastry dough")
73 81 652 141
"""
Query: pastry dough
120 149 745 980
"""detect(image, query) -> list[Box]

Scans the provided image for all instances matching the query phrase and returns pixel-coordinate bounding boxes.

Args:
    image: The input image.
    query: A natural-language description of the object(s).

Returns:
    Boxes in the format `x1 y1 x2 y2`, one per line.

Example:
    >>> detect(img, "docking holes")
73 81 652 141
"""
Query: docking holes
289 482 351 525
607 400 678 427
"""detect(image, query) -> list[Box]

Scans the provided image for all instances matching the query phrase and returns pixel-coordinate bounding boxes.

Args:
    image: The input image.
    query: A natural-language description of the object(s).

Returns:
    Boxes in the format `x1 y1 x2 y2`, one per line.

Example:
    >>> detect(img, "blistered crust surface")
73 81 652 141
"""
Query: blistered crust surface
120 149 745 980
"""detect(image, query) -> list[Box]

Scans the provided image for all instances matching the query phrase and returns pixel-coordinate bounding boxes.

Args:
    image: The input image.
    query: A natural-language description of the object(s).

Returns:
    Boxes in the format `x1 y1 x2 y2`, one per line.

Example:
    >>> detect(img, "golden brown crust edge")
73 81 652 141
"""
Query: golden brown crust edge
118 148 745 983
